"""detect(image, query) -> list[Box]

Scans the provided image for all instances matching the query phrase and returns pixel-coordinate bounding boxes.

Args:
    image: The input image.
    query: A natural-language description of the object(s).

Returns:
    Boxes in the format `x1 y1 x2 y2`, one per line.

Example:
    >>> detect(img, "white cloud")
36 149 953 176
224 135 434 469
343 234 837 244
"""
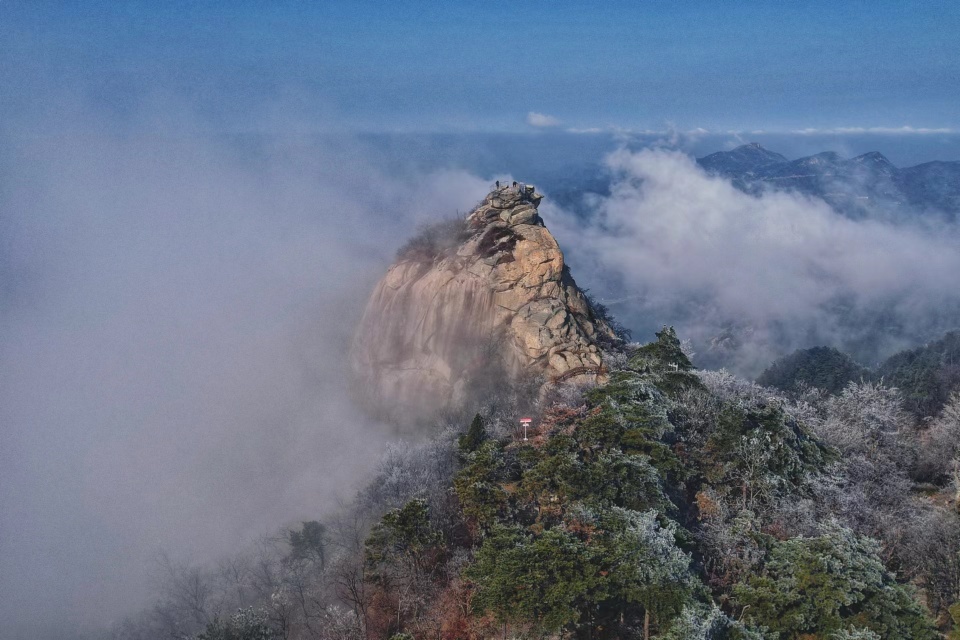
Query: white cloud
533 120 956 137
793 125 955 135
546 148 960 374
526 111 562 127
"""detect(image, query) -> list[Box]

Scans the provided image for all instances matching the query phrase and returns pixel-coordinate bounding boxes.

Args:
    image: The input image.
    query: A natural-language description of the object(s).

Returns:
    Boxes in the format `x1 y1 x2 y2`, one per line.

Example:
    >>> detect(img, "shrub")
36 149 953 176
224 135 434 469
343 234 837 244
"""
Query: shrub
584 291 632 343
395 218 470 262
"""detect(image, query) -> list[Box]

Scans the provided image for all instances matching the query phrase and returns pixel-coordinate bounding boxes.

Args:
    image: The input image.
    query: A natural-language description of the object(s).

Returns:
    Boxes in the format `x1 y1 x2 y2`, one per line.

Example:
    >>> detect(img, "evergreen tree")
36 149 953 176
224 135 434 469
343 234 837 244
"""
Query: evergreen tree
458 413 487 454
734 524 937 639
287 520 326 566
467 508 699 637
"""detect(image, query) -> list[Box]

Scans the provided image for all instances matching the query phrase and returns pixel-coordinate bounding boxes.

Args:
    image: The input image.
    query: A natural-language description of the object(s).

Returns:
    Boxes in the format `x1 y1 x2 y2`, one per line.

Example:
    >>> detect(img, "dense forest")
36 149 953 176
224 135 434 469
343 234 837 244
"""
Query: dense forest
759 332 960 419
116 327 960 640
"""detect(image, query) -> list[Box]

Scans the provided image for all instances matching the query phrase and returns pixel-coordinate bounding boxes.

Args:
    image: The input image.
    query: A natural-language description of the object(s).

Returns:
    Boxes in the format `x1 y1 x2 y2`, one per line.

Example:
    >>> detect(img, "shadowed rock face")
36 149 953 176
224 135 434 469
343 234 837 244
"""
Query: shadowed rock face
351 185 619 425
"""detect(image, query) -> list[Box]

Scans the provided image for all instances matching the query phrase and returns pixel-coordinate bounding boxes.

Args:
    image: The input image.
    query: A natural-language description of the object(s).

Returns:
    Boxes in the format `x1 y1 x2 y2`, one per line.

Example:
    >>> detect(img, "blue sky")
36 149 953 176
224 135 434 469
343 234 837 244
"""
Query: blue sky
2 0 958 134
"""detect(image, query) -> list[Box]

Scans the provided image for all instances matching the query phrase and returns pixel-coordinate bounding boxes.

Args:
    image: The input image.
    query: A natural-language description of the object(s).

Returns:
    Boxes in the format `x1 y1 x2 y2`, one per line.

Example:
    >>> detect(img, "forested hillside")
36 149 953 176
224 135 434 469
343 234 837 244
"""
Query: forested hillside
117 329 960 640
877 332 960 418
756 347 870 395
759 332 960 419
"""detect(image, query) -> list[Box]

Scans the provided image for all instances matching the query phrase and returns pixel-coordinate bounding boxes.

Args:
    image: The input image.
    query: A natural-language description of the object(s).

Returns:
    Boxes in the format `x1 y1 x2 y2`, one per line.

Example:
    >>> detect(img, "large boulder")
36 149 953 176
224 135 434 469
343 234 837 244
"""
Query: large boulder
351 185 620 425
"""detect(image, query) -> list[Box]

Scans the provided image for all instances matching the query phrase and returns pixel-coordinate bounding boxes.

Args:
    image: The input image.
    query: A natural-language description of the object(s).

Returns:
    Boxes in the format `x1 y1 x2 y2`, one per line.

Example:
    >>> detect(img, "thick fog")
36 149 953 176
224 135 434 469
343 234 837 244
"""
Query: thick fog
0 120 489 635
547 147 960 374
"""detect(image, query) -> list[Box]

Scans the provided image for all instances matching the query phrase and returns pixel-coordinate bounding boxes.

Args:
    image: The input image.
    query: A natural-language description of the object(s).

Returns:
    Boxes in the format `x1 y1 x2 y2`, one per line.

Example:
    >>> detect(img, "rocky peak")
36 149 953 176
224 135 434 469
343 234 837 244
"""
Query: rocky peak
350 183 620 426
850 151 896 174
698 143 788 175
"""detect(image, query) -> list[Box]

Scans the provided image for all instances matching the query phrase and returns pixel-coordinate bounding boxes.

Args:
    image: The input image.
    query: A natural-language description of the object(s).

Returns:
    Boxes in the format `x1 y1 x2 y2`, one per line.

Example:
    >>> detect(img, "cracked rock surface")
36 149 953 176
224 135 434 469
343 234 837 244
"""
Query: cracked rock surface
350 185 619 424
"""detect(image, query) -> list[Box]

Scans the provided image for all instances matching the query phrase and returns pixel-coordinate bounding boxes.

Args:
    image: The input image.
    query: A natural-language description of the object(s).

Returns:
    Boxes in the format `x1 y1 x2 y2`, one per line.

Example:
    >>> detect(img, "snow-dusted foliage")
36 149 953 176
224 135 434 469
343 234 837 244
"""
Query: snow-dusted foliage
830 627 883 640
116 328 958 639
357 431 459 516
915 390 960 482
696 368 785 409
820 381 909 455
659 603 761 640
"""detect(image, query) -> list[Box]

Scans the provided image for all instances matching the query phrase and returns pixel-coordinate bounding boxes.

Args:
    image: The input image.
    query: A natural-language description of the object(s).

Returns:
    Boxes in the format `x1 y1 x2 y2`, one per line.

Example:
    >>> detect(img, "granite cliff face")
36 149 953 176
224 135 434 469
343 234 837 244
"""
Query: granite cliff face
351 184 620 423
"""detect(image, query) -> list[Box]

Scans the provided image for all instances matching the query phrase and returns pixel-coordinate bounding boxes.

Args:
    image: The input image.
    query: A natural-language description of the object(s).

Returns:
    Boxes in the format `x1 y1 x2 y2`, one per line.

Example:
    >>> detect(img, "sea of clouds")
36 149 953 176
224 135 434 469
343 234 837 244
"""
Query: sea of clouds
548 147 960 374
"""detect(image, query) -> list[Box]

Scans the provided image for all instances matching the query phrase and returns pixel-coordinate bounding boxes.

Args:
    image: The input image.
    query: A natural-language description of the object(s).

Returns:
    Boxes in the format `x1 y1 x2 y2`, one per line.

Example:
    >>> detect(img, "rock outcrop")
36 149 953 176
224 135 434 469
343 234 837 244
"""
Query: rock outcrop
351 184 620 424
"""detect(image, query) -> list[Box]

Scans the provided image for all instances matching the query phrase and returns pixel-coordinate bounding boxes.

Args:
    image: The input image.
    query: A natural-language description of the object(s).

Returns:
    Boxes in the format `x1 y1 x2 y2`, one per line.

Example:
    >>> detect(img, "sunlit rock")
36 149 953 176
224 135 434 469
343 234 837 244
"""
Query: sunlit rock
351 183 620 424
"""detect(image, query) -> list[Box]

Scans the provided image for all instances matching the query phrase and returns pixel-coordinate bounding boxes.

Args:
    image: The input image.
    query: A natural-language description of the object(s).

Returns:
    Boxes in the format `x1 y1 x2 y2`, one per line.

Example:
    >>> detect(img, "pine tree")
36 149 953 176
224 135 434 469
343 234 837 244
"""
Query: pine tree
458 413 487 454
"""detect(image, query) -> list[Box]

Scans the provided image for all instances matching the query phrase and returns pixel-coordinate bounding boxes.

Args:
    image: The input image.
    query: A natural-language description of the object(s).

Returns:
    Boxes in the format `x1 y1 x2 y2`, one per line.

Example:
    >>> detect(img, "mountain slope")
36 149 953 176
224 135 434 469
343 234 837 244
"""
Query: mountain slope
877 330 960 417
697 144 960 220
756 332 960 418
757 346 871 395
896 161 960 213
698 142 788 176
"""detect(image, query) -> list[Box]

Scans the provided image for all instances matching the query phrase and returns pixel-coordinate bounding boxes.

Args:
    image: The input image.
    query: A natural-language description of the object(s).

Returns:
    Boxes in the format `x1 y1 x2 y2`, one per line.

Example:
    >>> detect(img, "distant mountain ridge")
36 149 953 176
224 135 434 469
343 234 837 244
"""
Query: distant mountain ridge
698 143 960 220
698 142 788 174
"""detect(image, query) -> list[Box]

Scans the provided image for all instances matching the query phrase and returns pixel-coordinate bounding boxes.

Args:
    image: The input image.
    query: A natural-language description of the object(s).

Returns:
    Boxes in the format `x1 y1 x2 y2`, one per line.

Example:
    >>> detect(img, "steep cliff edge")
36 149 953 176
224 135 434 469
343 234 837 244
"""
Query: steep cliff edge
351 184 620 424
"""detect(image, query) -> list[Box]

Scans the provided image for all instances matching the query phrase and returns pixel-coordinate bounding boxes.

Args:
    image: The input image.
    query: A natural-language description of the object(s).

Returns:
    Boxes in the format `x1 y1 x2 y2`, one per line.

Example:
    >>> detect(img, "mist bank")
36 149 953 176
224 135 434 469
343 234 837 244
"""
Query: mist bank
547 148 960 375
0 127 490 635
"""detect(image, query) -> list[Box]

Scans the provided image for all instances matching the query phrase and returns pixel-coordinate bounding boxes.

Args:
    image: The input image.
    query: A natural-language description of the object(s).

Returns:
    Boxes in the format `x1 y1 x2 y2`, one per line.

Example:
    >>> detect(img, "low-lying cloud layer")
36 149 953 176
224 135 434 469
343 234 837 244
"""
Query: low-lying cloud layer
0 126 489 634
792 126 956 135
548 148 960 373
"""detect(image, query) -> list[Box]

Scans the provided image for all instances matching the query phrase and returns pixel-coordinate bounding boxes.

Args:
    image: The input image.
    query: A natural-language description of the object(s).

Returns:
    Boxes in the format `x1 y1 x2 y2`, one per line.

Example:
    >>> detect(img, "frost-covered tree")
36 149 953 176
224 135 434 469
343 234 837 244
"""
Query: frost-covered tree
194 607 278 640
902 508 960 616
467 508 699 639
820 382 909 457
830 628 882 640
735 523 937 640
695 496 766 588
914 390 960 483
600 508 699 639
804 381 930 560
659 603 763 640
